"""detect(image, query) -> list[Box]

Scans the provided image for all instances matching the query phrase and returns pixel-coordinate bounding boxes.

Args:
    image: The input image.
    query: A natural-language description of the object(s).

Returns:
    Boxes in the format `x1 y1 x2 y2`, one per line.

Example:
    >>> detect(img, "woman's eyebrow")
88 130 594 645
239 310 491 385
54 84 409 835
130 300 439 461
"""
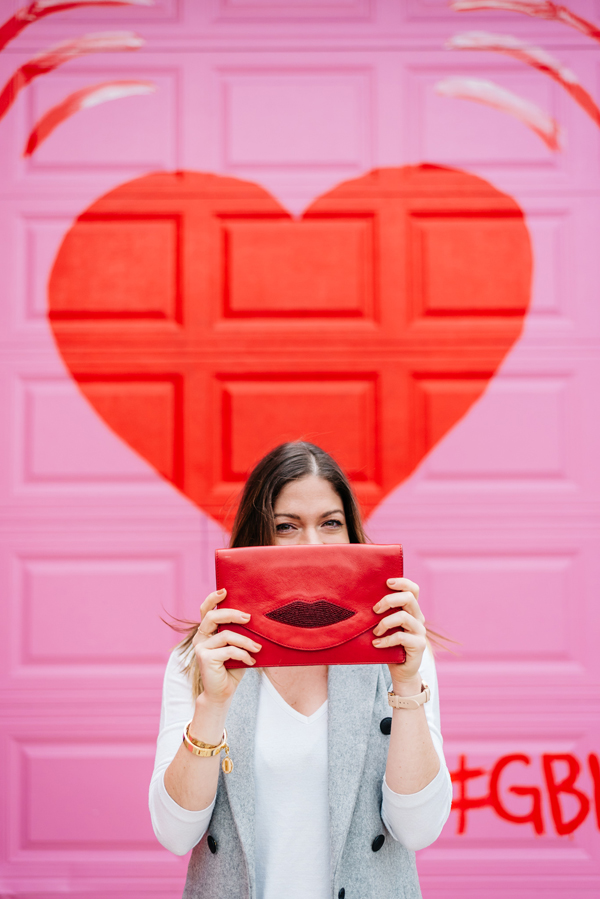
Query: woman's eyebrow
273 509 345 519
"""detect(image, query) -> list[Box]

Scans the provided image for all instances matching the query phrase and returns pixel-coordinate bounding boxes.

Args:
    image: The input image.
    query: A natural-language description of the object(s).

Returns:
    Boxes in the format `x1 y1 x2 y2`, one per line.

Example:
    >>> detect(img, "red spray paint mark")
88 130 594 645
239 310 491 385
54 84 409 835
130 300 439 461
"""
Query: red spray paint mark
0 32 143 123
24 79 156 156
542 754 591 836
488 754 545 835
435 77 561 150
451 1 600 45
450 755 490 835
448 32 600 128
450 752 599 837
589 754 600 830
0 1 152 52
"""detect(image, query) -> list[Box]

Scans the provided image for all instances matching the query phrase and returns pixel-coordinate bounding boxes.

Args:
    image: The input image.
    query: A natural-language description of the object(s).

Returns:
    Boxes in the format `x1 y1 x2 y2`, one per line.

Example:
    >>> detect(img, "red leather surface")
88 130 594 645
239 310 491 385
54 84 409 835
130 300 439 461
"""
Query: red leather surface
215 543 405 668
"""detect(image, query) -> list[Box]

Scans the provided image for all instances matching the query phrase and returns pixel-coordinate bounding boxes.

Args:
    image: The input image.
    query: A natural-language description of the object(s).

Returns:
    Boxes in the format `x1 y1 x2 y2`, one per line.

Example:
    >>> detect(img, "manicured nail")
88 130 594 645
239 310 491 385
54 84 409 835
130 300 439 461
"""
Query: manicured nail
217 588 226 595
387 579 397 587
373 602 381 613
373 638 382 646
253 643 262 651
241 613 251 620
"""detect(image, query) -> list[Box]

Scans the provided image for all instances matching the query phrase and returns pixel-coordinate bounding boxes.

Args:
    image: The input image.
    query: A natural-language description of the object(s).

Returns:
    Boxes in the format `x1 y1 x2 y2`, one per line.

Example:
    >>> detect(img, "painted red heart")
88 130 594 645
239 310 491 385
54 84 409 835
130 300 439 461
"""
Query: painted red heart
48 165 531 525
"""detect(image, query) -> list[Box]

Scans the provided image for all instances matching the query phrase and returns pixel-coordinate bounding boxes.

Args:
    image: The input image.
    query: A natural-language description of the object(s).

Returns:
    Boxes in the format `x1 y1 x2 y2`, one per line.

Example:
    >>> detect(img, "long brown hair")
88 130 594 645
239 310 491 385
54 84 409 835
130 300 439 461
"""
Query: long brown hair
173 442 451 695
175 442 365 693
230 441 367 548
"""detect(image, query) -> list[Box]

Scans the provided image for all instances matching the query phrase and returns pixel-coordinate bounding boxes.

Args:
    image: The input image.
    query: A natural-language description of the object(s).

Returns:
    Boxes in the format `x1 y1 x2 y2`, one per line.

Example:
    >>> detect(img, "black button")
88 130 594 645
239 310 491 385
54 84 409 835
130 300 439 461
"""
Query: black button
207 835 217 854
380 717 392 735
371 834 385 852
338 890 345 899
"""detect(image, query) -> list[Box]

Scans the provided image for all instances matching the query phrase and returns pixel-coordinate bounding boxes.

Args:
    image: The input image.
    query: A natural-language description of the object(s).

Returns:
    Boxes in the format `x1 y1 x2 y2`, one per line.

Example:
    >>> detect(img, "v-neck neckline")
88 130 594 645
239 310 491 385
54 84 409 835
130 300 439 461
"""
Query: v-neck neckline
261 672 328 724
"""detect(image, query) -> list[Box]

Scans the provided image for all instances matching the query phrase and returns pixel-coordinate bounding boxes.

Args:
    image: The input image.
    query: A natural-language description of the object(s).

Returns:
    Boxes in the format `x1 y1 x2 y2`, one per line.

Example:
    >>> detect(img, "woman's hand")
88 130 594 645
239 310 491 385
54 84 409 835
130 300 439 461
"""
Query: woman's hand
372 577 427 690
193 588 261 708
163 589 260 811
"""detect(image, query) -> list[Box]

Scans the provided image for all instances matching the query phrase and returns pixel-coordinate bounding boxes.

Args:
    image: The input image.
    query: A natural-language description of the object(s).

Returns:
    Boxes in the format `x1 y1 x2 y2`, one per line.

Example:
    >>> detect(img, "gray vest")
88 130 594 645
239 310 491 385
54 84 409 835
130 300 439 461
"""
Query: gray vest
183 664 422 899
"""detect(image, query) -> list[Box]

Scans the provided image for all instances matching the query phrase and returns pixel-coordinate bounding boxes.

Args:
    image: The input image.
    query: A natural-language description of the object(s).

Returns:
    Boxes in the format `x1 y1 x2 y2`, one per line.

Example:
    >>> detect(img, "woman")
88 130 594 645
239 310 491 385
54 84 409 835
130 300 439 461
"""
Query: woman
150 442 452 899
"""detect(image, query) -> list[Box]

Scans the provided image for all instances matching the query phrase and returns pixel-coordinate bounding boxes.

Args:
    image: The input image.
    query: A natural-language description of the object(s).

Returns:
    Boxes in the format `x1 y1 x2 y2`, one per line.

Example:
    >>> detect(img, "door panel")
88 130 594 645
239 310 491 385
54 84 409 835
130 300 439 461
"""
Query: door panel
1 2 599 898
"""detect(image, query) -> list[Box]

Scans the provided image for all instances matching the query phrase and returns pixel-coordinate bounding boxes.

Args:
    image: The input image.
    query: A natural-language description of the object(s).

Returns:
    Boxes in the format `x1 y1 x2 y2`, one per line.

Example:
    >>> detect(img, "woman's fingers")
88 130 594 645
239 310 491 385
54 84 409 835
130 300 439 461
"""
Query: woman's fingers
375 591 424 622
387 577 419 599
208 608 250 624
195 590 251 644
196 630 261 674
200 629 262 655
374 587 425 624
199 607 251 635
373 609 426 639
373 628 426 652
374 580 426 677
209 645 257 667
199 588 228 620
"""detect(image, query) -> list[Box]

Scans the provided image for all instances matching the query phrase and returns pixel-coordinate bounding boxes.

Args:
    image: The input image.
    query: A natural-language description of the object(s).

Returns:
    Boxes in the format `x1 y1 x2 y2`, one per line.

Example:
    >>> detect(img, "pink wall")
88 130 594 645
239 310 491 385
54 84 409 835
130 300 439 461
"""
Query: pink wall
1 1 599 897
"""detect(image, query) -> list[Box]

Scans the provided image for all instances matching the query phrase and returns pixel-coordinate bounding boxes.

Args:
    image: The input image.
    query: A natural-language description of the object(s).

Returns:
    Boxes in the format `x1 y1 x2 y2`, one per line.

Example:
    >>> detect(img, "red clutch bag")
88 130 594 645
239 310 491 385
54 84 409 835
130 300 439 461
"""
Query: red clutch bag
215 543 405 668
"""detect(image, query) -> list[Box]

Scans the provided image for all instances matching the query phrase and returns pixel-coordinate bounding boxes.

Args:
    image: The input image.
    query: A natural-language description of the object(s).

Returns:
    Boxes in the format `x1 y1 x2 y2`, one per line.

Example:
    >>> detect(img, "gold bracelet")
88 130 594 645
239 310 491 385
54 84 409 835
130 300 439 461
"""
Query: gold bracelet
183 723 233 773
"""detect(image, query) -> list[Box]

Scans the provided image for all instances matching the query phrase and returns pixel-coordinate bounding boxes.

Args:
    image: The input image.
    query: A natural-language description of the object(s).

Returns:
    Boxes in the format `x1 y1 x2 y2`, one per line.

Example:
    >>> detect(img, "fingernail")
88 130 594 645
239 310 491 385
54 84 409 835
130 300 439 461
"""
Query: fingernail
241 613 251 620
386 579 396 587
373 638 382 646
250 658 256 665
373 602 381 613
253 643 262 651
217 588 226 596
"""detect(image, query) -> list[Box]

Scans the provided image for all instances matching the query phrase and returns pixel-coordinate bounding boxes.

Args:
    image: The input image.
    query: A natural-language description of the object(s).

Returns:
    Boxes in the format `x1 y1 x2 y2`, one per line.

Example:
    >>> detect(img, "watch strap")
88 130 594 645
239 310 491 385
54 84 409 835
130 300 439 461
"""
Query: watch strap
388 681 430 710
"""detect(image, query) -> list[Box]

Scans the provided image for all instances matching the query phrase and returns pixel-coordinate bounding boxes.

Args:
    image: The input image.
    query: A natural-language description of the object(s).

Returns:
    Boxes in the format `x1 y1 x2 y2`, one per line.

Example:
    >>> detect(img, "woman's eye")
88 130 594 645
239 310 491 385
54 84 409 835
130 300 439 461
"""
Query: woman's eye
323 519 343 529
275 522 295 533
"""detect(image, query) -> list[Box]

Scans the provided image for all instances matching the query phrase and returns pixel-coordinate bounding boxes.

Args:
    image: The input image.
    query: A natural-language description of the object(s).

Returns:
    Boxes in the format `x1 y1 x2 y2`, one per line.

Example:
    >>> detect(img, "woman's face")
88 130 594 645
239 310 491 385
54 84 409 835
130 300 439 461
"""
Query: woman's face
272 475 350 546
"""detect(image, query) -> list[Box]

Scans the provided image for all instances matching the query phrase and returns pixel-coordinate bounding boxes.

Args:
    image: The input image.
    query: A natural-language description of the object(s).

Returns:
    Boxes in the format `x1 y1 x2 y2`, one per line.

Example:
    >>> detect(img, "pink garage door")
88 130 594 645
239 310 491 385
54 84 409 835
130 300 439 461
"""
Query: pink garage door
0 2 599 898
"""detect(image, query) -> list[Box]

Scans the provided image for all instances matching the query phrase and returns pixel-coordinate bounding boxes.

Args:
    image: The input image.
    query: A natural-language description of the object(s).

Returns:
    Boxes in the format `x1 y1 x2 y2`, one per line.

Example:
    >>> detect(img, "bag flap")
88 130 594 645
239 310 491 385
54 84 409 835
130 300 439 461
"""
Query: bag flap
215 543 403 652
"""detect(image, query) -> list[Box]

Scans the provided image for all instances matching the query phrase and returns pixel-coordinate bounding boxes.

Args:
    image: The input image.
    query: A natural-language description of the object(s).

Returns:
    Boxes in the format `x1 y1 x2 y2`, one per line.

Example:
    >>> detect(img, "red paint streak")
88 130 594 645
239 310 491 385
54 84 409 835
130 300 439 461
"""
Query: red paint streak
0 32 144 123
448 32 600 128
24 79 155 156
451 2 600 45
488 754 544 835
449 755 489 834
0 1 152 53
542 755 590 836
589 754 600 830
450 752 599 835
435 77 561 150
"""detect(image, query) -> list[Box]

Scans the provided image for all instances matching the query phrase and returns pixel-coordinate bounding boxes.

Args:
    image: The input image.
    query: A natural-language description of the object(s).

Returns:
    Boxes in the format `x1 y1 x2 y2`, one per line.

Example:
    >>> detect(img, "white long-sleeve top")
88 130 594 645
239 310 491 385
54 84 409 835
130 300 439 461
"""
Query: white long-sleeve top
149 647 452 885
